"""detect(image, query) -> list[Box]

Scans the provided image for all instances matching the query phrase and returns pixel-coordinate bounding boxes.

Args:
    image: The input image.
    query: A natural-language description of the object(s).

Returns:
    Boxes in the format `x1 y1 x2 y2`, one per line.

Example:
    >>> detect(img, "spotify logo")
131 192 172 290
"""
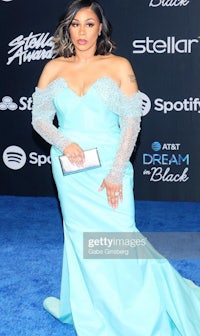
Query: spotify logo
3 145 26 170
140 92 151 116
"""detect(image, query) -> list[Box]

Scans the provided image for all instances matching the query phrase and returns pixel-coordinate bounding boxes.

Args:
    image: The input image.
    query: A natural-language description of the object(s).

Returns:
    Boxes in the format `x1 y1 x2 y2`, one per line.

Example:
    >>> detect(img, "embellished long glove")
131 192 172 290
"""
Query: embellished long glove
105 92 142 185
31 82 71 152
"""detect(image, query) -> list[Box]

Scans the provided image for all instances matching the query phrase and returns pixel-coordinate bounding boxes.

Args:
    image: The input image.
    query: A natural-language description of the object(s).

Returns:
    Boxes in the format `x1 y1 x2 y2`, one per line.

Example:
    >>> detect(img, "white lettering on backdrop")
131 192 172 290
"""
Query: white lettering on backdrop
149 0 190 7
7 32 54 66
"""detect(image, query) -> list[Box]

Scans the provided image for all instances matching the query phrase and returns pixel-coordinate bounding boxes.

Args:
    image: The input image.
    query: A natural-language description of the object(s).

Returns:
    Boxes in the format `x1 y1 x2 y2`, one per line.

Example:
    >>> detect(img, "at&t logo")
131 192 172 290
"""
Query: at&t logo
3 145 26 170
133 36 199 54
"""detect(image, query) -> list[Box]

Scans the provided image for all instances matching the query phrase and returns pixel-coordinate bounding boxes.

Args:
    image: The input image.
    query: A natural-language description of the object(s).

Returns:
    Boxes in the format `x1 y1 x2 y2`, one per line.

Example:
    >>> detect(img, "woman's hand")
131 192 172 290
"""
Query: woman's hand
99 179 123 209
63 143 85 167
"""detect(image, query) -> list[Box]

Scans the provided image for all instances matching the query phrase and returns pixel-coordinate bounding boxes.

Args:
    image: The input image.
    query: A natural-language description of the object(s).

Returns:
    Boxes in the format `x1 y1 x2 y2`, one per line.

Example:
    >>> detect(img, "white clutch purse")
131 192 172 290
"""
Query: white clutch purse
59 148 101 176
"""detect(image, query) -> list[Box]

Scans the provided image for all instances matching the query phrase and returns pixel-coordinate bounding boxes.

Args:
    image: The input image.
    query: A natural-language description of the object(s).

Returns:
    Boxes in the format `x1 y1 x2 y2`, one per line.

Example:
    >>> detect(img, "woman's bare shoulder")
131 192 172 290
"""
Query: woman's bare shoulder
37 57 71 89
110 55 133 70
103 54 133 76
107 55 138 96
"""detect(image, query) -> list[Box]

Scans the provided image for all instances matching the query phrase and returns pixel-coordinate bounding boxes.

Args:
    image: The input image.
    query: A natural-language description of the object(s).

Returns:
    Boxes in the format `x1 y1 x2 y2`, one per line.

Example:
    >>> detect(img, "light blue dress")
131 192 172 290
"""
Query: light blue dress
32 77 200 336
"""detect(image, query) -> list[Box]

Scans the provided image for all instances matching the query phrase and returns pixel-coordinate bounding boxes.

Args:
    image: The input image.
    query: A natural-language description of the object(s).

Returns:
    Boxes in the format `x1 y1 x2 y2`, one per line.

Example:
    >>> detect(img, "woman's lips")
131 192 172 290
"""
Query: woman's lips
77 39 88 45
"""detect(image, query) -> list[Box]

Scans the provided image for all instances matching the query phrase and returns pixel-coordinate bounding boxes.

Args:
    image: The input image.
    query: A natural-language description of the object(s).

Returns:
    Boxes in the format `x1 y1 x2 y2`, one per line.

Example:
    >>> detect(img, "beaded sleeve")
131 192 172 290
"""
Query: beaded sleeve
93 78 142 184
105 92 142 184
95 77 142 184
31 81 71 153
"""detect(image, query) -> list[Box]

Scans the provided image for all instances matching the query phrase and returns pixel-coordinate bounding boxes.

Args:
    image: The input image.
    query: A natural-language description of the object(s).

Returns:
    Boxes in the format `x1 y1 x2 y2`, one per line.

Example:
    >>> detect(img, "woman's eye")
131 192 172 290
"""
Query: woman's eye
87 23 94 27
71 23 79 27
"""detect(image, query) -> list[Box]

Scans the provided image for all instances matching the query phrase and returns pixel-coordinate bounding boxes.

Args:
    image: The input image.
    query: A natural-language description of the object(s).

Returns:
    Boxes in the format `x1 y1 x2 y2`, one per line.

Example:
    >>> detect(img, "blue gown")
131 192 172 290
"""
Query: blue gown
32 77 200 336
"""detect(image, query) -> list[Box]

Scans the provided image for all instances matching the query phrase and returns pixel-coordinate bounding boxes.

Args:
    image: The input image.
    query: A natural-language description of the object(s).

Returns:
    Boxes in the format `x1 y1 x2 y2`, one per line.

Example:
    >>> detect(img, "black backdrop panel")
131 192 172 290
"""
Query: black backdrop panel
0 0 200 201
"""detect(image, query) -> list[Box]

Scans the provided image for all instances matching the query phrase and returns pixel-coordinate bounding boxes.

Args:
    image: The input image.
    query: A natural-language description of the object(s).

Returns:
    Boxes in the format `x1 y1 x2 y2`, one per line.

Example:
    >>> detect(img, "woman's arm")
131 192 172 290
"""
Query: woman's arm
32 60 85 165
32 60 71 151
99 58 142 208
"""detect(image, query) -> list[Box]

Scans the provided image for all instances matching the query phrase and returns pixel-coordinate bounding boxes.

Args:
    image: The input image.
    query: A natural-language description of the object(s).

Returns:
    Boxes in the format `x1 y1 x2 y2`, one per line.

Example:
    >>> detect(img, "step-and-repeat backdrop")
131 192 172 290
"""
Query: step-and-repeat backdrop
1 0 200 201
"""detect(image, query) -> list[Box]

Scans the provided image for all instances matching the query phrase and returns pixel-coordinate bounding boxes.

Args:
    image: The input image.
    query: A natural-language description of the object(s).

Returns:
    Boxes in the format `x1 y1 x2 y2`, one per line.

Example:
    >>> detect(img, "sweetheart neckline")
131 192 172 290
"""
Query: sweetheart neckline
35 76 140 101
52 76 119 98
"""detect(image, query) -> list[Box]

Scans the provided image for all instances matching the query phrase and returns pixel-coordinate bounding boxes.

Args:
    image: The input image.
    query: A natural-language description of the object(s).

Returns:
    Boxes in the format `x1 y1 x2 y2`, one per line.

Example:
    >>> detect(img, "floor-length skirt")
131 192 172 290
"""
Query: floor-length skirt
43 137 200 336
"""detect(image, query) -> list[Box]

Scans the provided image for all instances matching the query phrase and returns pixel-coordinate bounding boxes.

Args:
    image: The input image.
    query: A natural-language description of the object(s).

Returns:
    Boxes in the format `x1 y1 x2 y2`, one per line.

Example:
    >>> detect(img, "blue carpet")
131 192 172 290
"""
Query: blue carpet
0 196 200 336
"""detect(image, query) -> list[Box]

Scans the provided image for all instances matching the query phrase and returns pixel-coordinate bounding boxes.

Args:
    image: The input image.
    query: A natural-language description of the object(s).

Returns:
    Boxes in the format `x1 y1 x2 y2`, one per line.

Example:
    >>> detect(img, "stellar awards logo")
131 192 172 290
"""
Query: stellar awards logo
143 141 190 183
7 32 54 66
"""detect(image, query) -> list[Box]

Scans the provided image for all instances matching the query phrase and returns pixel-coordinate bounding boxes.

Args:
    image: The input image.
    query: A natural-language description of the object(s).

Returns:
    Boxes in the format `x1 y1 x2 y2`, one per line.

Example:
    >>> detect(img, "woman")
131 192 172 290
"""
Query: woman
32 0 200 335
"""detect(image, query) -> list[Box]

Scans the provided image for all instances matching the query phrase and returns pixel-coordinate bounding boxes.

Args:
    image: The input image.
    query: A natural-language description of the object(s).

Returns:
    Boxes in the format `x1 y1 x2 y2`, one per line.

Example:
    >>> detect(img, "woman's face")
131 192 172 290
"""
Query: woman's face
69 7 102 53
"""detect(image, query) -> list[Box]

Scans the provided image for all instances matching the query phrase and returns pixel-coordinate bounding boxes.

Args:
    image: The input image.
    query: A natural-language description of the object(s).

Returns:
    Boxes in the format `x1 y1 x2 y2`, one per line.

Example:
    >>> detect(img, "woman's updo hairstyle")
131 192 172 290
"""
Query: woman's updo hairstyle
53 0 115 57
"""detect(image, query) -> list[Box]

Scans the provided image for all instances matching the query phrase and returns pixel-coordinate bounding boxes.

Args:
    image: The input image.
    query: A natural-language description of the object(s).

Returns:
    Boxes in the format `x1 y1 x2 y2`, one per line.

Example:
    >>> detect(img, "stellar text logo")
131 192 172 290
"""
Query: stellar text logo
133 36 199 54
